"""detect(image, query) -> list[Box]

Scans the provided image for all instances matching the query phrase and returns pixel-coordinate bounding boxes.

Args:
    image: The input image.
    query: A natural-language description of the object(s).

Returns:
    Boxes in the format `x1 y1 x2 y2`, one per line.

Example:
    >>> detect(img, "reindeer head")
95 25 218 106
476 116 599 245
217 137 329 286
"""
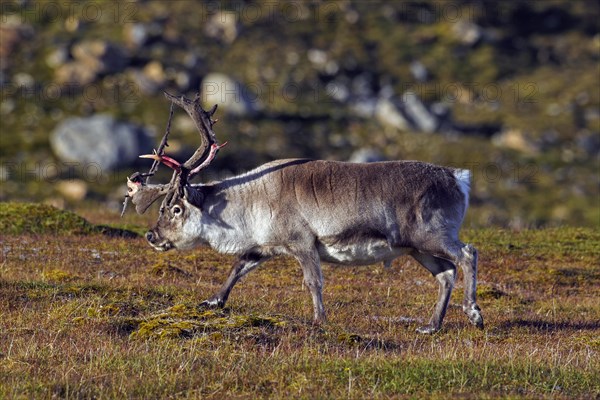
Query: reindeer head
123 92 226 251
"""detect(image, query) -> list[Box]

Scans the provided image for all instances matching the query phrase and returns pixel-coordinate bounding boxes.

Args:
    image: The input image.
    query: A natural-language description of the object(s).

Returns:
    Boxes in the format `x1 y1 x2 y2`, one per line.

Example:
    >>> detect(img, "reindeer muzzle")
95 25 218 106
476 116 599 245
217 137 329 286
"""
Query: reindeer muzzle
145 230 174 252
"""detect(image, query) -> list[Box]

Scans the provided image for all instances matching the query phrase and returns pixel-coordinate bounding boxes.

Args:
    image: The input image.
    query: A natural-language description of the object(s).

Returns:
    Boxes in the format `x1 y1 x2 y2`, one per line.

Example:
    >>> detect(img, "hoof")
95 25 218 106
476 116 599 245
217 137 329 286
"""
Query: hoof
472 314 484 330
463 303 484 329
198 298 223 309
416 324 439 334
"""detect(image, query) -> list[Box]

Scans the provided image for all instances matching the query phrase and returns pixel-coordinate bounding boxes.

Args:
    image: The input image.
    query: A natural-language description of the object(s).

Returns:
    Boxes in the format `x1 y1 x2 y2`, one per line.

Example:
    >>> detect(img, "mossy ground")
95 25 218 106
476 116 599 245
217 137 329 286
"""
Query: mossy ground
0 202 140 237
0 205 598 398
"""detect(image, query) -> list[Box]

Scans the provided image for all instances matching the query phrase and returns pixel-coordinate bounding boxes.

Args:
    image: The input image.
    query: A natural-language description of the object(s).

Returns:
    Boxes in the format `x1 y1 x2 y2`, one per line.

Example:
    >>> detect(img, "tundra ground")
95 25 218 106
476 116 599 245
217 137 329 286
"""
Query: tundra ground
1 204 598 398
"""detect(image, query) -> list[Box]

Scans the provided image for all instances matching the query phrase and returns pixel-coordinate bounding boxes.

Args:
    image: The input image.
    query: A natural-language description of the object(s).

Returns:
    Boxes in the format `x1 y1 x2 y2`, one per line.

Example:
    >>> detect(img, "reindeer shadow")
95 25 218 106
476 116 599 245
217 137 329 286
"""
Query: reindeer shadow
497 319 600 332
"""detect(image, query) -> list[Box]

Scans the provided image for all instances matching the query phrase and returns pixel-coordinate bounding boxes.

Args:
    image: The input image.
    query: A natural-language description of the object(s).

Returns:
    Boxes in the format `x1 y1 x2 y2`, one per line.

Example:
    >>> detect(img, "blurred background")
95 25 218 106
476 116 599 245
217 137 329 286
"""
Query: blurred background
0 0 598 228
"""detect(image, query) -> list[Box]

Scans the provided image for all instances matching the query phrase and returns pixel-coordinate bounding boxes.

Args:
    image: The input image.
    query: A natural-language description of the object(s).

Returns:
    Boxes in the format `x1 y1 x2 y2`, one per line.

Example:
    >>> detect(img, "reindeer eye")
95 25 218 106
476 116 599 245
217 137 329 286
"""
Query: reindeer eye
172 205 182 215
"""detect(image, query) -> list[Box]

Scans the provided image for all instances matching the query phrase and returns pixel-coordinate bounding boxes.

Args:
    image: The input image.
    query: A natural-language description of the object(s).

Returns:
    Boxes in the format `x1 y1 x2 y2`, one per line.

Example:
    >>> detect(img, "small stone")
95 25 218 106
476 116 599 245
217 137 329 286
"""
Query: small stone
349 149 386 163
142 61 166 85
452 20 482 46
45 46 69 68
375 97 411 131
71 39 129 75
204 11 240 43
492 129 539 155
410 61 428 82
54 62 97 86
402 91 439 133
56 180 88 201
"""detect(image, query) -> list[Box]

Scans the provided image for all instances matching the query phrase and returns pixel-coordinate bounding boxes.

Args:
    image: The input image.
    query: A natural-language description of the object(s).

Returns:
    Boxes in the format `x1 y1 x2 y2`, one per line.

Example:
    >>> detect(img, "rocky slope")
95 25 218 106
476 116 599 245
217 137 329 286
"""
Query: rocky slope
0 1 598 227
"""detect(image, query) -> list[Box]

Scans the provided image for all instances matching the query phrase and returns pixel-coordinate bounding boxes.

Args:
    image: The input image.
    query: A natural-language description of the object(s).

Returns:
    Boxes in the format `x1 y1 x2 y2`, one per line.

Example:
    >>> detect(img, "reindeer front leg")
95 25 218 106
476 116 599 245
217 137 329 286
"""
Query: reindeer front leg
200 254 266 308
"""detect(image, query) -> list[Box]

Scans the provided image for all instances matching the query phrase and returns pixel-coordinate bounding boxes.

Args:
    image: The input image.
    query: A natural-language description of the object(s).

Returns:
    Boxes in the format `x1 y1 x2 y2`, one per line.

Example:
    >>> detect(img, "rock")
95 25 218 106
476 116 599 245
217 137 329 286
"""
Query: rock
576 130 600 157
349 148 386 163
174 71 191 91
374 90 440 133
71 40 129 75
130 61 167 94
45 46 69 69
402 91 439 133
452 21 482 46
0 165 8 181
54 63 97 86
12 72 34 89
307 49 328 68
492 129 539 155
352 73 376 98
350 97 377 119
124 23 149 48
143 61 166 85
204 11 240 43
123 22 163 48
410 61 428 82
50 115 152 171
56 180 88 201
200 73 259 117
0 19 34 70
54 40 128 86
375 97 412 131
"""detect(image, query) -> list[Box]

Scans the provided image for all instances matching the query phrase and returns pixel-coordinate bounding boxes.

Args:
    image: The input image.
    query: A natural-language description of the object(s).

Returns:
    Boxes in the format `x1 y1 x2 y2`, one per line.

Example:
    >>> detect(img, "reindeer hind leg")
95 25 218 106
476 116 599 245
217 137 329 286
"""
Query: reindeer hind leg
412 252 456 334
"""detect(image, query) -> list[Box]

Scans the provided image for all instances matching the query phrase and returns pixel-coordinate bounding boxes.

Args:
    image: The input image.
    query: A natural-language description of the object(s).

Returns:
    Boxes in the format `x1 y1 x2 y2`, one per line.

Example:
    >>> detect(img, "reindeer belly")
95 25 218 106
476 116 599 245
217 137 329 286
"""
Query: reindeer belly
316 237 411 266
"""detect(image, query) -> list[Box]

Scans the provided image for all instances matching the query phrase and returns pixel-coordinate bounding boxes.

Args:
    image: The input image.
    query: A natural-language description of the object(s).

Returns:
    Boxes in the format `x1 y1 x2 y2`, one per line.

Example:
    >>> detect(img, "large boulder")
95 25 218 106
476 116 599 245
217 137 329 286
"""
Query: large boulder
50 115 152 171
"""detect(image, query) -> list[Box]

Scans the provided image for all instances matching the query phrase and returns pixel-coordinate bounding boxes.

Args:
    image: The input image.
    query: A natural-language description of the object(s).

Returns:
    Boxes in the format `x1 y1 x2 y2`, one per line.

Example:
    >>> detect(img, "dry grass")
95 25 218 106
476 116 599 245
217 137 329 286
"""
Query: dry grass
0 207 598 398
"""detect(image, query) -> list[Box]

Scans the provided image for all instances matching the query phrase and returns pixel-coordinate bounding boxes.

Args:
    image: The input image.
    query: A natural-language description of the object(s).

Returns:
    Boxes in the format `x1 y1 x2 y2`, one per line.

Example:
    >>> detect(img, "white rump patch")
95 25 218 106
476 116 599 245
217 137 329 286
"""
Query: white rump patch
453 169 471 210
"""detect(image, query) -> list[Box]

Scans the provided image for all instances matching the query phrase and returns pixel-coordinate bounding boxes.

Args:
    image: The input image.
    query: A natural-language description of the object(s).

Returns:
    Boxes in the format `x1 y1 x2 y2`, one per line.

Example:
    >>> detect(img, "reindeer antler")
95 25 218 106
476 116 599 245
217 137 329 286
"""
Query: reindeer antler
120 101 175 216
163 92 226 178
121 92 224 216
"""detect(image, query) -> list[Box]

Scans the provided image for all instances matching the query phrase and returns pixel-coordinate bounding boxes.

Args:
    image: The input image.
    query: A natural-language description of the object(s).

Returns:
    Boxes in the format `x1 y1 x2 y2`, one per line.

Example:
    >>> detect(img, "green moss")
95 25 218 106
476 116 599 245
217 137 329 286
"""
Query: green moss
336 332 363 345
42 269 78 283
149 260 192 278
129 304 286 340
477 284 507 300
0 202 95 235
0 202 139 237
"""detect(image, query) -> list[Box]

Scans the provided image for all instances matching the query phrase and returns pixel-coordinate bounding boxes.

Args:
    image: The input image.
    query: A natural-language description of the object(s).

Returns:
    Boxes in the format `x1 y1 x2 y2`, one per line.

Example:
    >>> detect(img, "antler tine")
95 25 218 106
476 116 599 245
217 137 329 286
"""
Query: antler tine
163 92 221 175
146 101 175 182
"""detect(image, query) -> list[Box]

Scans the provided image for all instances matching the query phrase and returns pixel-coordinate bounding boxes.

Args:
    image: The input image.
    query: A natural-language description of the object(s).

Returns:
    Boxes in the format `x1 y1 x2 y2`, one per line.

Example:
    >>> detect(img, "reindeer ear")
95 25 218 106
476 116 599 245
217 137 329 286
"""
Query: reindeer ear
184 186 204 208
129 185 169 214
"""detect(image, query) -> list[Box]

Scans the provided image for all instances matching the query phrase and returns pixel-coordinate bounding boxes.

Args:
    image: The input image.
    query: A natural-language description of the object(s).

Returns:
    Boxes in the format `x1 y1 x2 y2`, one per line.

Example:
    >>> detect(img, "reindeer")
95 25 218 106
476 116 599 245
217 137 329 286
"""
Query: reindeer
123 92 483 334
